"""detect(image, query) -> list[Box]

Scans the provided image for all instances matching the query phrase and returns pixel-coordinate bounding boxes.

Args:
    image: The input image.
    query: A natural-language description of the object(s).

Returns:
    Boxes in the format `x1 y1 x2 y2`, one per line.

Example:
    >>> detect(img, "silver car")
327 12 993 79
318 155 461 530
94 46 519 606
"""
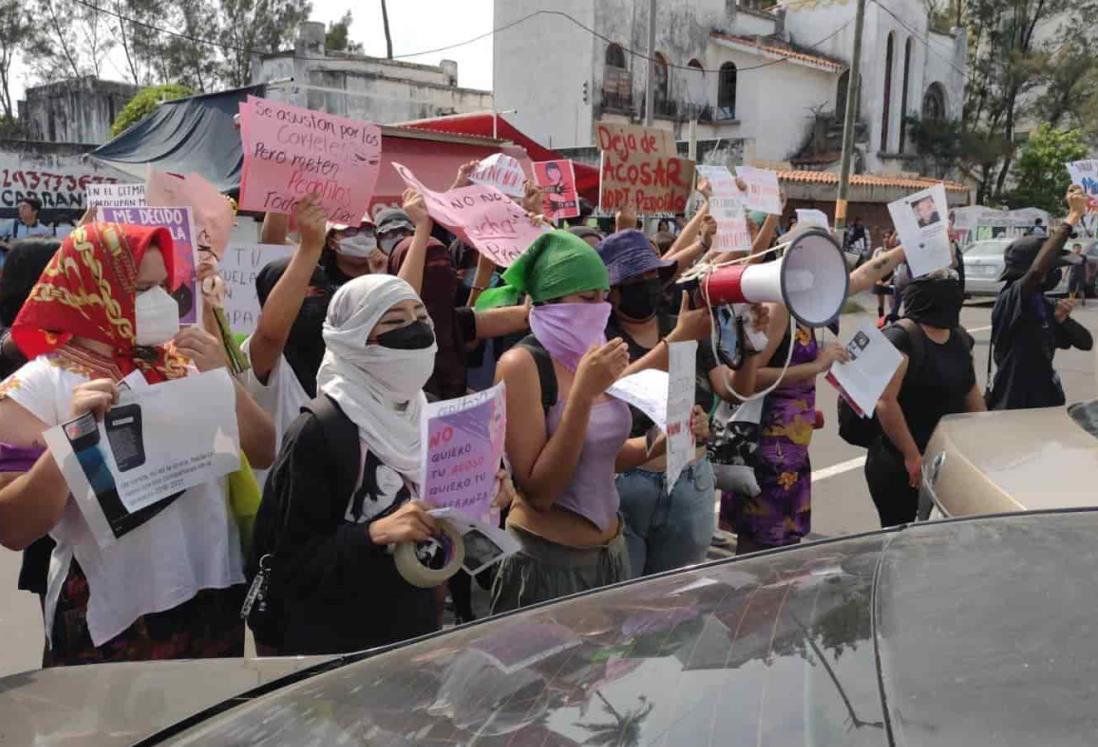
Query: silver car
963 239 1071 297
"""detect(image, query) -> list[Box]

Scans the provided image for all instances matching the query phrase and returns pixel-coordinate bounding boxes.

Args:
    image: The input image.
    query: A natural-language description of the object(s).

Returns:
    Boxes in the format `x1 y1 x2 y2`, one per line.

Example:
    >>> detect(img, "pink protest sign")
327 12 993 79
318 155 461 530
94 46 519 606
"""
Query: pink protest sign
392 161 546 267
238 95 381 224
533 160 580 221
420 382 507 521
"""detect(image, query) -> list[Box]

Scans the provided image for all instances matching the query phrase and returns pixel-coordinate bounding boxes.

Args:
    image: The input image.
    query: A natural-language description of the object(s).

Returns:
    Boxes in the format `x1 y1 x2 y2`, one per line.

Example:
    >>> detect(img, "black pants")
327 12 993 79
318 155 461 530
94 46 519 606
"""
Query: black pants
865 444 919 527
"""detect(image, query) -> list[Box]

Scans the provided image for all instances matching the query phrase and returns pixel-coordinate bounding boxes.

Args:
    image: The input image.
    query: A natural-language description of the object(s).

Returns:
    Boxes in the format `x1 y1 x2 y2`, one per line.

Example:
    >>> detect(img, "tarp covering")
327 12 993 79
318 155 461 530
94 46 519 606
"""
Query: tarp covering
89 85 265 194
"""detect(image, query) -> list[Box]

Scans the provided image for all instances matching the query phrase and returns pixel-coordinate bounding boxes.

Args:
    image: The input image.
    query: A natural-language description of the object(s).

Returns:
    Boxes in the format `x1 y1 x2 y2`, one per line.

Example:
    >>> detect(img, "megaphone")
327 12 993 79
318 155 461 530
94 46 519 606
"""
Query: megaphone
700 227 849 327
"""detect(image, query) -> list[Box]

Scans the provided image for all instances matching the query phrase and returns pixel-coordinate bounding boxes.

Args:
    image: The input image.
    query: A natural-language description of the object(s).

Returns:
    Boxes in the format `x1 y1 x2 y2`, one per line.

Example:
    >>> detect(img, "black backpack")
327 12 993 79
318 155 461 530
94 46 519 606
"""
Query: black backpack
837 320 927 448
517 334 558 413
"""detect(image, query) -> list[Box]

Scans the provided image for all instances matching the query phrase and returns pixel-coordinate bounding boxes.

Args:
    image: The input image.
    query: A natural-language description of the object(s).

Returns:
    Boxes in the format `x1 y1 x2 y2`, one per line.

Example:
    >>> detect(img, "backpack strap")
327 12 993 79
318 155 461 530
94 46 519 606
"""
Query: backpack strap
890 318 927 380
517 334 558 414
300 394 361 501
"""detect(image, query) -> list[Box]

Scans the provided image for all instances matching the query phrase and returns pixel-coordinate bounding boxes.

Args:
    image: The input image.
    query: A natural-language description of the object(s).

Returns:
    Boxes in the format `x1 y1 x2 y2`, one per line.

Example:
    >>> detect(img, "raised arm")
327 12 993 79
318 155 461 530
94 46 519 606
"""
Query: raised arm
1020 187 1087 296
396 189 434 296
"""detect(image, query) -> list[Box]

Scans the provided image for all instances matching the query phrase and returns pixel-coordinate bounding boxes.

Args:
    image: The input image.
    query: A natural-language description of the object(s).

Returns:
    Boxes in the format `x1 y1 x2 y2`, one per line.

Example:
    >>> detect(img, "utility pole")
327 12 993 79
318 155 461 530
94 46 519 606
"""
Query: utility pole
835 0 867 244
644 0 656 126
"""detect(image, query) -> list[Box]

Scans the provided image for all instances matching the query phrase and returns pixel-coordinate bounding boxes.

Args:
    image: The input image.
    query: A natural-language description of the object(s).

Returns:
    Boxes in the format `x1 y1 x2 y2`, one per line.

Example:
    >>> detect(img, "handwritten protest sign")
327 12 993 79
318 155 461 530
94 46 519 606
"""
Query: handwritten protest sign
596 122 695 214
666 341 697 487
1067 160 1098 211
469 153 526 198
697 165 750 252
86 183 146 208
43 369 240 551
608 369 670 432
533 159 580 221
392 162 546 267
238 95 381 224
735 166 783 215
220 243 296 334
796 209 830 231
825 323 903 418
420 382 507 522
100 206 200 326
146 168 235 259
888 183 952 278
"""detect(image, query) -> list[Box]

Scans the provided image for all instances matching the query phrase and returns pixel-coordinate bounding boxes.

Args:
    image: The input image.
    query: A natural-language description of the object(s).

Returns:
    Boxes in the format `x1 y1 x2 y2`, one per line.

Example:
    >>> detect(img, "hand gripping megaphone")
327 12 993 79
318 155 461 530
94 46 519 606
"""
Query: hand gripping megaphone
700 227 850 328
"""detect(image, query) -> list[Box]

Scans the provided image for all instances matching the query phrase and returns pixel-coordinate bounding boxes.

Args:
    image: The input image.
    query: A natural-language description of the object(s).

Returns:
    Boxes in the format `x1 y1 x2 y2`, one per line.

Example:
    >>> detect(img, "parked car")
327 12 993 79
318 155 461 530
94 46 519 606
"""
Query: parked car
8 511 1098 746
919 398 1098 520
962 238 1071 297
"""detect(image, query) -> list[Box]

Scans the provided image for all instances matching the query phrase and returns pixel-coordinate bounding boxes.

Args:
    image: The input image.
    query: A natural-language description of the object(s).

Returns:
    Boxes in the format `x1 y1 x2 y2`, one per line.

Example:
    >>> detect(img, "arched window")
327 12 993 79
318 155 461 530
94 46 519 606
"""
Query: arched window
880 32 895 151
605 43 626 69
922 82 947 121
685 58 706 108
899 38 913 151
718 62 737 119
654 52 670 106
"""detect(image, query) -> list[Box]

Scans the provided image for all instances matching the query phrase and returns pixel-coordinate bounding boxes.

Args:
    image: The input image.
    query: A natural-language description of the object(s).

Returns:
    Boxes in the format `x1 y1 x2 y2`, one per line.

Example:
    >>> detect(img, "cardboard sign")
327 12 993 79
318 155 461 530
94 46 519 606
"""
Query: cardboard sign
392 162 546 267
420 382 507 522
220 242 297 335
238 95 382 224
825 323 903 418
43 369 240 550
100 206 201 326
596 122 695 214
532 159 580 221
888 183 952 278
86 183 146 208
735 166 782 215
666 340 697 487
697 165 751 252
469 153 526 199
796 209 830 231
1067 160 1098 211
145 168 235 260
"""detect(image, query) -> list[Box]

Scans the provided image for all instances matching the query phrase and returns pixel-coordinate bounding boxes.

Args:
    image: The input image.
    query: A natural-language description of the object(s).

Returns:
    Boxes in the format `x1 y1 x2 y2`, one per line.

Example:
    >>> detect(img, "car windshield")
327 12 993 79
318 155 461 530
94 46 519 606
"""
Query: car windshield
162 537 888 746
1069 399 1098 440
964 241 1008 258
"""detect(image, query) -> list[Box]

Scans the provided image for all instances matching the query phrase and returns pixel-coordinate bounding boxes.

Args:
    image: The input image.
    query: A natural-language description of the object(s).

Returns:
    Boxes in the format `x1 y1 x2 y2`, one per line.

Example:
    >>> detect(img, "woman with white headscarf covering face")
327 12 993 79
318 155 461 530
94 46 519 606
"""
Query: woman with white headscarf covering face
249 274 446 655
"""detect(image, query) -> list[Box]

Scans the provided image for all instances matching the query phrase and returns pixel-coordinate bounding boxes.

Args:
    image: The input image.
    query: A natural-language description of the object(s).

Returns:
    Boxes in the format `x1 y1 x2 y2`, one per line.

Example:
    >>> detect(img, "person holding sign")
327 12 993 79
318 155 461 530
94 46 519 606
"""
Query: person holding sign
483 231 636 612
867 269 985 526
0 222 276 667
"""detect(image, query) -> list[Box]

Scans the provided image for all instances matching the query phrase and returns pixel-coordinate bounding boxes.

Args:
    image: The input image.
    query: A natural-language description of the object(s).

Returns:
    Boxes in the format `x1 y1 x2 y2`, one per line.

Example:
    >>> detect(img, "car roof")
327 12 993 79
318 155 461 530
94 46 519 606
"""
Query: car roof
157 511 1098 746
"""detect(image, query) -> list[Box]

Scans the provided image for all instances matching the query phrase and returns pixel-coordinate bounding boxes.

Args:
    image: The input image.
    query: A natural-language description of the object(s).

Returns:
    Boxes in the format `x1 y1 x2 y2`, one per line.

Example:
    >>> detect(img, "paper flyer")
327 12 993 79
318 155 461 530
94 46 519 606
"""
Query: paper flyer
607 369 670 432
43 369 241 549
666 341 698 487
887 183 952 278
825 323 903 418
697 165 751 252
735 166 782 215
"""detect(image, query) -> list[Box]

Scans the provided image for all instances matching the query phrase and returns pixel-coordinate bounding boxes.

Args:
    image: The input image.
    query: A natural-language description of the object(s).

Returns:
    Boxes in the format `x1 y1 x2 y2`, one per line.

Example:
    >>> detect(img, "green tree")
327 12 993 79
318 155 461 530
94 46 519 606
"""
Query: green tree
1008 124 1089 214
110 82 192 136
0 0 43 120
325 11 363 54
217 0 312 88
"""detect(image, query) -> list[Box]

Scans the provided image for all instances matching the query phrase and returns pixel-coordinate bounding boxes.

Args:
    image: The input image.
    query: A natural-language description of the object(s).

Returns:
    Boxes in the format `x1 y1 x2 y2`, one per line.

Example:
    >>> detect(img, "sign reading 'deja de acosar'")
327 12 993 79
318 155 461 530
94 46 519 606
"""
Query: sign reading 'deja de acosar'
596 122 695 214
238 95 381 224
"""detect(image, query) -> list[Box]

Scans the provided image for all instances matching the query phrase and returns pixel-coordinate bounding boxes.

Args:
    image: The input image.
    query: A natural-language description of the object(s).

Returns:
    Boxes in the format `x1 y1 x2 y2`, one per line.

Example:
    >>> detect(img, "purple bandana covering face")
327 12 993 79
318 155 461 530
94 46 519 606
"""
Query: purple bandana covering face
529 302 611 371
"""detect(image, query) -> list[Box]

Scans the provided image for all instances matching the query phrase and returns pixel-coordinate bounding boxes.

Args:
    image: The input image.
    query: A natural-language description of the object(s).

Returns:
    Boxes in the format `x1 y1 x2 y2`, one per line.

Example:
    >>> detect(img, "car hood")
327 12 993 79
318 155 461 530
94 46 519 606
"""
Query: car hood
930 406 1098 512
0 654 329 745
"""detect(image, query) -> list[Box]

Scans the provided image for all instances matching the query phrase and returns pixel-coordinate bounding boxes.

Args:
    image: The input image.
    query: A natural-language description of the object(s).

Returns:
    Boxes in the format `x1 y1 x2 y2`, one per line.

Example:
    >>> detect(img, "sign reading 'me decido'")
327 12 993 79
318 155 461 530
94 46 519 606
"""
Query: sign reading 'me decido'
596 122 695 214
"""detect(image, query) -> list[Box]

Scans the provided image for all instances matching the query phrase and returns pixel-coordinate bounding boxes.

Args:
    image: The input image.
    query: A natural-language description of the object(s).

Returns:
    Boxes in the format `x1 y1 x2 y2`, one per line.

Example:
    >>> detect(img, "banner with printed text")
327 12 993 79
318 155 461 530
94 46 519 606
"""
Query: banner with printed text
596 122 695 214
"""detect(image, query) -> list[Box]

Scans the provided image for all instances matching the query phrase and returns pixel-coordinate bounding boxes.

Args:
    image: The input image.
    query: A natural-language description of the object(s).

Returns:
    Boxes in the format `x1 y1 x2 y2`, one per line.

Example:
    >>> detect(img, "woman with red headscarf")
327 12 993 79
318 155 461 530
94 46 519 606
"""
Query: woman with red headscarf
0 222 275 667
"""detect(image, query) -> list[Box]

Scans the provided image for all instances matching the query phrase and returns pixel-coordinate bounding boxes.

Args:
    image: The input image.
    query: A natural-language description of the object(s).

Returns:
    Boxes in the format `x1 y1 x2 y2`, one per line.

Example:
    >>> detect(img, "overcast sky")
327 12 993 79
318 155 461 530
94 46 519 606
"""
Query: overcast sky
10 0 495 102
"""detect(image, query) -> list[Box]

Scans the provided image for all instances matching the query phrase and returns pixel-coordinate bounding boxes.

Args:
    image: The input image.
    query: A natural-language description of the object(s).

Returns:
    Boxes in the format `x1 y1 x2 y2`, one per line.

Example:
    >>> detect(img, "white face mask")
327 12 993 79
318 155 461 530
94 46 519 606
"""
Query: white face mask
337 233 378 259
358 346 436 403
134 286 180 346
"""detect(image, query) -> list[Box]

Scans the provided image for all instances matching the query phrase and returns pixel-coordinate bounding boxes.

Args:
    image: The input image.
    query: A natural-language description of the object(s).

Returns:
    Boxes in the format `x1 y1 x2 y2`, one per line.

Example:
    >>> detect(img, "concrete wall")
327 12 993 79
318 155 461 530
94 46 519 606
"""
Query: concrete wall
17 78 139 145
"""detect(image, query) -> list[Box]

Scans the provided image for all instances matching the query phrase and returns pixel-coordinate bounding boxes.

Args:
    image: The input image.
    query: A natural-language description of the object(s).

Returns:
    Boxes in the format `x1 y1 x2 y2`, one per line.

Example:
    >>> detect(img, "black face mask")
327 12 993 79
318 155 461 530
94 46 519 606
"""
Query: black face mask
616 278 663 320
284 293 330 398
376 320 435 350
902 279 964 329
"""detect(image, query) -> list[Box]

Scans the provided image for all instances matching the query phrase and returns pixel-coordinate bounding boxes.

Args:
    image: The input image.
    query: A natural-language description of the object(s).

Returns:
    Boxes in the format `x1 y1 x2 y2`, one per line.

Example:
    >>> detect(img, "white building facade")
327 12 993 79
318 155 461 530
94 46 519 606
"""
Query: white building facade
493 0 965 174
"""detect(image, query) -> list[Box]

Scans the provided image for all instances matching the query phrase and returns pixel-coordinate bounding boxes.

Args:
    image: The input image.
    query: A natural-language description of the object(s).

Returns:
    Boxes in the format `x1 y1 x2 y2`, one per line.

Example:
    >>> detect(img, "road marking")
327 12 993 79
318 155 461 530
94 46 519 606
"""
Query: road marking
969 324 991 334
811 455 866 482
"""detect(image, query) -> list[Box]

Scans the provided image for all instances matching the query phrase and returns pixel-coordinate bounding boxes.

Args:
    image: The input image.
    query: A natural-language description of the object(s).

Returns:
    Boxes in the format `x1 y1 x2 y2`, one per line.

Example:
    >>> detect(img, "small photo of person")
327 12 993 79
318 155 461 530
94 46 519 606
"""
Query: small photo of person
910 196 941 228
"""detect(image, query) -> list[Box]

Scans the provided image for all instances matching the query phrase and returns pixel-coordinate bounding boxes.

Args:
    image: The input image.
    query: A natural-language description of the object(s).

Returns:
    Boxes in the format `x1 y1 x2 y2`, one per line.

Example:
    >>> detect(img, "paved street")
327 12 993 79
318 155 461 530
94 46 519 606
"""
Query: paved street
2 294 1096 679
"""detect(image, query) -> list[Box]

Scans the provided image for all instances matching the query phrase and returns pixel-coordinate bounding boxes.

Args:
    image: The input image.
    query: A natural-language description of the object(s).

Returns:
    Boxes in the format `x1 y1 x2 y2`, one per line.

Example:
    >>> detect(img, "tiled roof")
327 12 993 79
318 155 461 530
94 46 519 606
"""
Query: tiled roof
776 169 970 193
710 32 845 72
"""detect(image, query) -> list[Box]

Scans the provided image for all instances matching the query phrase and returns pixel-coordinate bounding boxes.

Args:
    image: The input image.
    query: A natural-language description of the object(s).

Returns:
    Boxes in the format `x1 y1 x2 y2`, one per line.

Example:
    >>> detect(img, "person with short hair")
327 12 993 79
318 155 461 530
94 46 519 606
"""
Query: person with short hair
1068 242 1088 306
2 198 52 242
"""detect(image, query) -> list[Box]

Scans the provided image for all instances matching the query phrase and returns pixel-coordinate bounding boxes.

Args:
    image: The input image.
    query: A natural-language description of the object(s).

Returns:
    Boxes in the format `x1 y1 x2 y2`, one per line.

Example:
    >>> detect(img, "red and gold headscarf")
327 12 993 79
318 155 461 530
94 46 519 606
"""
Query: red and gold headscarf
11 222 187 383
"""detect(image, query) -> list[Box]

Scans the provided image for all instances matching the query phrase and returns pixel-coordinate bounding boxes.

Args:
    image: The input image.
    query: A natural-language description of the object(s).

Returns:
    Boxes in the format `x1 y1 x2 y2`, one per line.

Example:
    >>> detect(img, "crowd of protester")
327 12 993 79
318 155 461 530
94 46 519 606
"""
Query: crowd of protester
0 160 1091 668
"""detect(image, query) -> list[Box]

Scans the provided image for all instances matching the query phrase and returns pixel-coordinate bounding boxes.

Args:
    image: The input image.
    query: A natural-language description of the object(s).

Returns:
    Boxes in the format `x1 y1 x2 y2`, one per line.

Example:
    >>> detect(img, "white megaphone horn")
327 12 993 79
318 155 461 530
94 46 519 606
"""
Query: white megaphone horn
700 227 849 327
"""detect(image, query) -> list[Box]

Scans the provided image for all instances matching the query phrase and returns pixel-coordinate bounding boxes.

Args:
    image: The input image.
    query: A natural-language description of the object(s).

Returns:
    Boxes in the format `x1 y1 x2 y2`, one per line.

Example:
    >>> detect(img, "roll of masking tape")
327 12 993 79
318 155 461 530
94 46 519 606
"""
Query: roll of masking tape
394 519 465 588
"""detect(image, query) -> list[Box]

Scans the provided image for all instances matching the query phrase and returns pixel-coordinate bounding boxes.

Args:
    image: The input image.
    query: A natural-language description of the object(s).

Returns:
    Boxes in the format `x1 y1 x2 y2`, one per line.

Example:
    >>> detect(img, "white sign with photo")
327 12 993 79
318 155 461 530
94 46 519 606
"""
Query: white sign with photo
888 183 952 278
825 323 903 418
666 341 698 487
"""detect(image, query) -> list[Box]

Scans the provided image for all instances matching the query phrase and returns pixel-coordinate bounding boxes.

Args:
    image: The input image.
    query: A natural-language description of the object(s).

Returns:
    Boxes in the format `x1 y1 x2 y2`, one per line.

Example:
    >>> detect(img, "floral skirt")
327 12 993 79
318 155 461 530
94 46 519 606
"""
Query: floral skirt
724 433 812 549
44 561 245 668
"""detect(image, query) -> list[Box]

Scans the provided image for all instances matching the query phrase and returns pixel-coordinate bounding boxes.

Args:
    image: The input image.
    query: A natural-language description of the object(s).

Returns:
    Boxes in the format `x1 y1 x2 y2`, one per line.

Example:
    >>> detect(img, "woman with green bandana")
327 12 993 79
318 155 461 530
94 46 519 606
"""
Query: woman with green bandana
476 232 638 611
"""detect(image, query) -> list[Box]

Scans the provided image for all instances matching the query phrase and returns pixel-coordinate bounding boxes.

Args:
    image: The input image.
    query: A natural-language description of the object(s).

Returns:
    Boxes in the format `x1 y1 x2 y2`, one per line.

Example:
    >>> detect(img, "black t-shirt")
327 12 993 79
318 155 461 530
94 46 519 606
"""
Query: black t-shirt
989 281 1067 410
881 324 975 453
606 313 719 438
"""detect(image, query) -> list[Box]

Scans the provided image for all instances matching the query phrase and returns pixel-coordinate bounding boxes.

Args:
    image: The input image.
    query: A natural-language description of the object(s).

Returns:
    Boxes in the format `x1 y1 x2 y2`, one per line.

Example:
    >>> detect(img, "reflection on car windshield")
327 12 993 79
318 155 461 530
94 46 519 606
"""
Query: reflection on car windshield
965 241 1009 258
164 538 889 746
1069 399 1098 441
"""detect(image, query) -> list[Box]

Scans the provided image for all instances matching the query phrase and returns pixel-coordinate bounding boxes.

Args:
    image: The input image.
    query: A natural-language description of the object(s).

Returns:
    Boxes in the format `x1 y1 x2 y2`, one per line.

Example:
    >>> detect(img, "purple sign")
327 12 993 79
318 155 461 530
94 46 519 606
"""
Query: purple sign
420 382 506 521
